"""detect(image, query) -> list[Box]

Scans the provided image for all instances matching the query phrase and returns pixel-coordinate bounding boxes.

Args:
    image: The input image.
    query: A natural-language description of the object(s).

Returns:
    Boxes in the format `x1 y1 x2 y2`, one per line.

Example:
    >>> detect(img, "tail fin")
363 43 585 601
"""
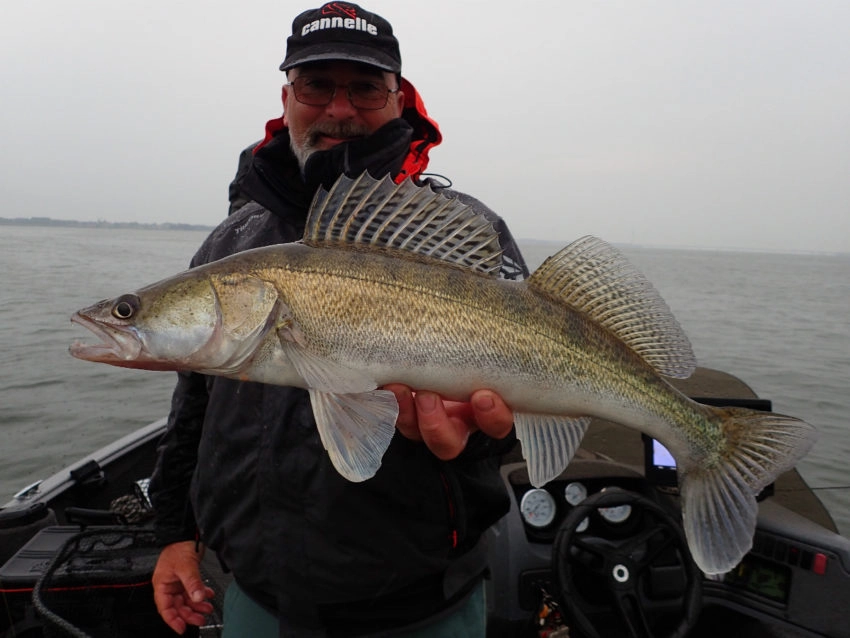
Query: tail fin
678 407 816 574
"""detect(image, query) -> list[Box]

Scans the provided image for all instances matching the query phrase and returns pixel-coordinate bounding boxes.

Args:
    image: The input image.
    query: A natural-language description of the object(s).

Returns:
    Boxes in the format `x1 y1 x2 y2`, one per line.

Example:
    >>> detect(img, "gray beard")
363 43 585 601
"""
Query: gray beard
289 136 313 171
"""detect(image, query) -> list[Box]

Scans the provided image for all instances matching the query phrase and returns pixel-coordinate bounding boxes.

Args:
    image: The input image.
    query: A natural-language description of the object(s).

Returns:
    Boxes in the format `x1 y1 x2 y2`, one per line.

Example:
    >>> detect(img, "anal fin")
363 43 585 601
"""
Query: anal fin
515 413 591 487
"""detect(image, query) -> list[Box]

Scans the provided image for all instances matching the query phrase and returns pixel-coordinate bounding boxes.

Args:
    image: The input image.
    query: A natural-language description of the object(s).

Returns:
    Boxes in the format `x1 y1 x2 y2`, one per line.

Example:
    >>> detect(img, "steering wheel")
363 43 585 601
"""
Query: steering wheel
552 488 703 638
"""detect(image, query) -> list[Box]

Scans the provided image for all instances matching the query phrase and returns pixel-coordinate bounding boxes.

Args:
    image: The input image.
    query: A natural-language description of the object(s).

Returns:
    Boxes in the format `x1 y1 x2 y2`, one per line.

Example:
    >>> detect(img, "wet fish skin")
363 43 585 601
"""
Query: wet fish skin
70 173 816 575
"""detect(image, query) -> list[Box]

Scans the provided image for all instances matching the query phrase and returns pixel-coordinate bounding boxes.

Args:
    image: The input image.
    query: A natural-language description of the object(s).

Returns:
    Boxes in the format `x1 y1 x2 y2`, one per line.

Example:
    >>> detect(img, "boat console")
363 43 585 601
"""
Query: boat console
485 411 850 638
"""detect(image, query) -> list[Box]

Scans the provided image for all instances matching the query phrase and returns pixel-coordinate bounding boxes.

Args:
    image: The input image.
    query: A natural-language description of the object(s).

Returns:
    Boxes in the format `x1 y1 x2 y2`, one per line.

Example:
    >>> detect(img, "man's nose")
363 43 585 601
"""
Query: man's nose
324 87 358 117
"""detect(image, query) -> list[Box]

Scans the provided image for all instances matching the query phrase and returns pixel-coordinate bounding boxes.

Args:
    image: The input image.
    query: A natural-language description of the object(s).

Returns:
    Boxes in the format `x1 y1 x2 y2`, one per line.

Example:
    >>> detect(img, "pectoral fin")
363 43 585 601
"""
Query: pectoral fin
514 413 591 487
277 321 378 394
275 312 397 481
310 389 399 482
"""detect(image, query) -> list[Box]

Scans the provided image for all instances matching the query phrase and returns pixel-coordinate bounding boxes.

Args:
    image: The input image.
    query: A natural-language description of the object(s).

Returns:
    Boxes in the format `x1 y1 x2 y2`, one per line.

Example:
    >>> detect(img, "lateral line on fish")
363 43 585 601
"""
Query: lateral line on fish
272 254 671 406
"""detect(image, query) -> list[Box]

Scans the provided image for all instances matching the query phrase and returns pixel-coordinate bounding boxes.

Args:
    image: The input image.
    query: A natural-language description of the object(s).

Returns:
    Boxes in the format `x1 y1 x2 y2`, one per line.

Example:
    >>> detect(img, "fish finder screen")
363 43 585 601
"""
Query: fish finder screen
653 440 676 468
642 434 678 486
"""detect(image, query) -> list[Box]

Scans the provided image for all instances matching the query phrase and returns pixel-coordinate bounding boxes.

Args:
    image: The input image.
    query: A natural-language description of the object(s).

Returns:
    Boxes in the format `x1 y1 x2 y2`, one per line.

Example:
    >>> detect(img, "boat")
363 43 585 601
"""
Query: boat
1 367 848 637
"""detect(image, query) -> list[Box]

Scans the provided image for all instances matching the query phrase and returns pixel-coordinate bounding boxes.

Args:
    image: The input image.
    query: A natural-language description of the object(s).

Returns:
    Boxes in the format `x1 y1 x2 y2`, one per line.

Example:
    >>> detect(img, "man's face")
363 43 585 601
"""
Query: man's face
283 61 405 168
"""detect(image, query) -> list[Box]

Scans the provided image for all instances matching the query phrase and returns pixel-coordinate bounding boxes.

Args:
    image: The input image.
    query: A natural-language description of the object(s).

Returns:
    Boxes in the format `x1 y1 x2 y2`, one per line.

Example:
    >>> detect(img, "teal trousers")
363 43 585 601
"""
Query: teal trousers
222 579 486 638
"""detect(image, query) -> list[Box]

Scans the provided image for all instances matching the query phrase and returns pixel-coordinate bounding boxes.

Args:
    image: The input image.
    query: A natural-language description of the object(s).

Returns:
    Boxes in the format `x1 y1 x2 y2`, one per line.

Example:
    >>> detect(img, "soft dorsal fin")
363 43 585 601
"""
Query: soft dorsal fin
304 173 503 275
529 236 696 378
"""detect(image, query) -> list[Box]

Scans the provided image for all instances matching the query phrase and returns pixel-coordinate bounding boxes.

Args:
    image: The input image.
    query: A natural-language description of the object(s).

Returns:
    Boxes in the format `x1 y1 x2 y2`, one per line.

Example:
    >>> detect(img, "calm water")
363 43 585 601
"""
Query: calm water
2 226 849 535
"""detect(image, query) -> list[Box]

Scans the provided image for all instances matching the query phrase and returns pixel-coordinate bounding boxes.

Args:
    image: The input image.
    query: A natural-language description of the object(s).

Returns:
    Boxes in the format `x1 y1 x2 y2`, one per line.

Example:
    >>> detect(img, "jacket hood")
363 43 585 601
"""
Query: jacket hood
254 77 441 184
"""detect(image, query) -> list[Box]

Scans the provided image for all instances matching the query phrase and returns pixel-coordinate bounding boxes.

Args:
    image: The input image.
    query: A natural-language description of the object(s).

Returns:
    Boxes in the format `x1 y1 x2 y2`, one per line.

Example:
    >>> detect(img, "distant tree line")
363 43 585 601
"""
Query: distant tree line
0 217 213 231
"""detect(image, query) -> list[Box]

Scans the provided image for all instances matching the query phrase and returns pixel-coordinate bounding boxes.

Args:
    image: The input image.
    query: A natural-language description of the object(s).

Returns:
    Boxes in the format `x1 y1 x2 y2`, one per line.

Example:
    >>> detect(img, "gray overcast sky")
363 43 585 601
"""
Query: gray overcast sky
2 1 848 253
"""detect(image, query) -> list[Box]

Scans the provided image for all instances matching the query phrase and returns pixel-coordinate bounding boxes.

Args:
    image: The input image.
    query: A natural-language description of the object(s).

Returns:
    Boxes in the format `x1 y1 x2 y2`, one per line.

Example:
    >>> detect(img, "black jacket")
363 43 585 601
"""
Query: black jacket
149 102 528 635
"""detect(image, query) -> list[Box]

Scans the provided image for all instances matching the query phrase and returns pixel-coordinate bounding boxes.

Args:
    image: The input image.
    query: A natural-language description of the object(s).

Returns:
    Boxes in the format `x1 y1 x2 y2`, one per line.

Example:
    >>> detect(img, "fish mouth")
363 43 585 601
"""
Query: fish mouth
69 312 143 364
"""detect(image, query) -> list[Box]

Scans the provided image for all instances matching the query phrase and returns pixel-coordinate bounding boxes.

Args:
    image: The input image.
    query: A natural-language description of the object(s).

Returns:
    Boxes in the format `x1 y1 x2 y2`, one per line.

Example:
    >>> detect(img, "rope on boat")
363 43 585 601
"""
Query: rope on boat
31 526 159 638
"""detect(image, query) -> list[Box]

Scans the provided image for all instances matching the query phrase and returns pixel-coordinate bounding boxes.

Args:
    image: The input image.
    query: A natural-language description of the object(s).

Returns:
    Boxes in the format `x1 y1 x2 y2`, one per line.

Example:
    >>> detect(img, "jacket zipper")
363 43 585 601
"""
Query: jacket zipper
439 470 459 549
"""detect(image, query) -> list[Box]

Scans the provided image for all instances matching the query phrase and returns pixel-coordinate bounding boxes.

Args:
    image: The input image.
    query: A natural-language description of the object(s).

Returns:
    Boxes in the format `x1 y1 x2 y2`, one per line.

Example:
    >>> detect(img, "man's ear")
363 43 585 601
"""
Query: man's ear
392 89 405 117
281 85 290 126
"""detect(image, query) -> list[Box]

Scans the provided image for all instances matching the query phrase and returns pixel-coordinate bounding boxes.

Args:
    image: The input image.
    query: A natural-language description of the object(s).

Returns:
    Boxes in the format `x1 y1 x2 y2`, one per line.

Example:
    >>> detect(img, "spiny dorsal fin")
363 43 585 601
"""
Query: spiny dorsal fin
529 236 696 378
304 173 503 275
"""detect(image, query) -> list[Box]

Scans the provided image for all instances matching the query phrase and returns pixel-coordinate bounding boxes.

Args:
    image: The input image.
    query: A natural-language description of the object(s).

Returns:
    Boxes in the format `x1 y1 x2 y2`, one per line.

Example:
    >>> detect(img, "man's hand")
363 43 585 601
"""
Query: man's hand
384 385 514 459
152 540 215 635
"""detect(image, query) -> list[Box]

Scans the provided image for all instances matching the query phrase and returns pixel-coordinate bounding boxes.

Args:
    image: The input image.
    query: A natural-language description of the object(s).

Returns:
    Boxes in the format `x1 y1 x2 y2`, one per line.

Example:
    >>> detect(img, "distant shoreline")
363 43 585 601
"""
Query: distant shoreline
0 217 214 231
2 218 846 257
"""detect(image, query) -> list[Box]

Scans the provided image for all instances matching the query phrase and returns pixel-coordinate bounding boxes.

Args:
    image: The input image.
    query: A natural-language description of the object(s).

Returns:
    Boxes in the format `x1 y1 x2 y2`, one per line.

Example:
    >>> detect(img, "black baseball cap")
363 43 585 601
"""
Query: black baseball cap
279 3 401 74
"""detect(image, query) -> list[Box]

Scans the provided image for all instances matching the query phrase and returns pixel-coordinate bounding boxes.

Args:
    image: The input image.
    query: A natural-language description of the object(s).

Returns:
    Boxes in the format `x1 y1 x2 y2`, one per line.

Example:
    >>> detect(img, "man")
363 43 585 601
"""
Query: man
149 4 528 636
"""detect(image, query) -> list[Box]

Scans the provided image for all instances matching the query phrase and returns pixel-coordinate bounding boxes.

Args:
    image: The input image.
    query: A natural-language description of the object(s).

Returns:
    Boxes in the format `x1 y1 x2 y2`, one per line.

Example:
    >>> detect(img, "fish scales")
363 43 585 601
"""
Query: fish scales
70 172 816 575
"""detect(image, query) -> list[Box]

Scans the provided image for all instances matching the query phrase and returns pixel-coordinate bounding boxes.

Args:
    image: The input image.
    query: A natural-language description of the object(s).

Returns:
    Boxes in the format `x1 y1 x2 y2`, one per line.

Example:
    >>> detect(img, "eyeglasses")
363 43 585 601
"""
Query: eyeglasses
285 76 399 110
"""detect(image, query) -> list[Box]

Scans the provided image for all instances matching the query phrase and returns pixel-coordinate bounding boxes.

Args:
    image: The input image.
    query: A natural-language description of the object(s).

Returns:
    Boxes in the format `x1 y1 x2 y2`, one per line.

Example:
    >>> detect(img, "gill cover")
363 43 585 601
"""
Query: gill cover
194 273 282 374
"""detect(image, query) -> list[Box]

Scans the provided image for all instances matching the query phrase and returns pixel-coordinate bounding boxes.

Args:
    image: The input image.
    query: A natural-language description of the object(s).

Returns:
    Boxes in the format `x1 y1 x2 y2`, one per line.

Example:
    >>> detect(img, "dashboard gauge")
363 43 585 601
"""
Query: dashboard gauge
599 503 632 524
564 481 588 506
576 517 590 533
520 488 557 528
598 489 633 524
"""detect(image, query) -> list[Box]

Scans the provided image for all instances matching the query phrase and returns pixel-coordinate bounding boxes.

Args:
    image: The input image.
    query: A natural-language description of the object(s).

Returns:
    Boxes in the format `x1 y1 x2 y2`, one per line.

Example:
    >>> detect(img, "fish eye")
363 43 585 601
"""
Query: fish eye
111 294 140 320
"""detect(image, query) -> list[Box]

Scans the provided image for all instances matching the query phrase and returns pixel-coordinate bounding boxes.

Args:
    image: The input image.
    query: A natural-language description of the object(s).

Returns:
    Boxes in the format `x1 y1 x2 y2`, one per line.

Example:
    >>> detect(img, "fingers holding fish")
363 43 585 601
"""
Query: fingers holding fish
383 383 420 442
385 384 514 459
413 391 472 460
469 390 515 440
384 384 470 458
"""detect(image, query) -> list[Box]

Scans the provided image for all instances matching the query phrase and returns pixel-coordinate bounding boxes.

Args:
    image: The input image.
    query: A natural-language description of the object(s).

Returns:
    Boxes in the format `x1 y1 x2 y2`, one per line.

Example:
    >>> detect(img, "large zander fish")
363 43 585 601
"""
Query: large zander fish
70 173 815 575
